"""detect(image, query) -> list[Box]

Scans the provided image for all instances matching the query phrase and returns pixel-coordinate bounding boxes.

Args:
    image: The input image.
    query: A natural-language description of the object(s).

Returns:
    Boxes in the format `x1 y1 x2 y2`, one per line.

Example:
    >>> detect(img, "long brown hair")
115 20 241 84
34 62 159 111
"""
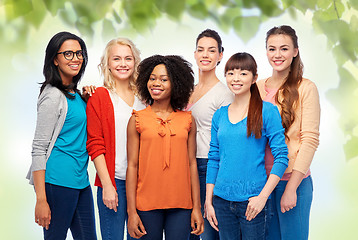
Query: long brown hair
266 25 303 136
225 52 262 138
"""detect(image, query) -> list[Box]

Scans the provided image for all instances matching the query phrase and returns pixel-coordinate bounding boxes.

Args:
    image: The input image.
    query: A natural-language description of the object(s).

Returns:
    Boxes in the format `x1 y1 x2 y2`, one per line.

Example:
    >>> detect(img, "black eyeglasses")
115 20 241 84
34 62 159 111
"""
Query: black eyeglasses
57 50 84 60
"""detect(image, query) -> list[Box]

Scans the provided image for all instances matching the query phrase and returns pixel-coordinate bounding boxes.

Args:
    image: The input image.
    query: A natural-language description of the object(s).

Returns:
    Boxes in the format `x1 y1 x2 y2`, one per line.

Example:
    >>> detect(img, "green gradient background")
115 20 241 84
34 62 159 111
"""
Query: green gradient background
1 2 357 240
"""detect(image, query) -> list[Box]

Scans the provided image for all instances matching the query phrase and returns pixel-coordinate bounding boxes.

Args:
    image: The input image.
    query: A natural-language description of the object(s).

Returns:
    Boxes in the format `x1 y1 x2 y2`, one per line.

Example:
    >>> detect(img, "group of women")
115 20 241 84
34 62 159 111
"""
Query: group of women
27 25 320 240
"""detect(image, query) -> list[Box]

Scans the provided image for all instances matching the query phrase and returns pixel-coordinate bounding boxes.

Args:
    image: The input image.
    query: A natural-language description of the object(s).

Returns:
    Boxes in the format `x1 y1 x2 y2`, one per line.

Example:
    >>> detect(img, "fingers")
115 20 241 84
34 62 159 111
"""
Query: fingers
281 204 295 213
207 215 219 232
133 219 146 238
245 204 260 221
35 214 51 230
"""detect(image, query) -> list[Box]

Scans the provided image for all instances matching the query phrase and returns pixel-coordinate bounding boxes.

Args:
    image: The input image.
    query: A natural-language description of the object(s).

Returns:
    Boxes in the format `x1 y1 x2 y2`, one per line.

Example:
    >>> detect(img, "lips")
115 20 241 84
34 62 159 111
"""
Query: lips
150 88 163 95
273 60 284 66
200 60 211 65
69 64 80 70
231 83 243 90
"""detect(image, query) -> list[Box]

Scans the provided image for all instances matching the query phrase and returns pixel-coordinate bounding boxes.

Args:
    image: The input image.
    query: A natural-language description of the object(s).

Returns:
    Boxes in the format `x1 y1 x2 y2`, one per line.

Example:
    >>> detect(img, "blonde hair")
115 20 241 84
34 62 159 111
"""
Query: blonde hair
99 38 141 92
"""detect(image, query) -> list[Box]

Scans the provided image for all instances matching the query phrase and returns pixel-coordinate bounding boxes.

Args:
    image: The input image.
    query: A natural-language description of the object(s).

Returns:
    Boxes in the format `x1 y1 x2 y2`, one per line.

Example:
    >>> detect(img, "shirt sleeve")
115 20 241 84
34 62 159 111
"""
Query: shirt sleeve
206 108 222 184
86 90 106 161
31 88 63 172
292 81 320 174
264 103 289 178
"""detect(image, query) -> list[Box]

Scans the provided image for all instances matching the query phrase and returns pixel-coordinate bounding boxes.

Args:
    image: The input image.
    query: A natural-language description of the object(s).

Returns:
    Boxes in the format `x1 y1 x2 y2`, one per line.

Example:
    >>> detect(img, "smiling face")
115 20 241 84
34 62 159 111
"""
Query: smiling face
147 64 171 102
108 44 135 82
266 34 299 76
54 39 83 85
194 37 223 72
226 68 257 96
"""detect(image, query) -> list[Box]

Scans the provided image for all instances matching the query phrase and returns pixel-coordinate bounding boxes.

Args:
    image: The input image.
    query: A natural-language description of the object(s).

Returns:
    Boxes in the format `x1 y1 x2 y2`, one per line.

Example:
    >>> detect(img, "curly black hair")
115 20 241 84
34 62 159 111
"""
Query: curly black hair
136 55 194 110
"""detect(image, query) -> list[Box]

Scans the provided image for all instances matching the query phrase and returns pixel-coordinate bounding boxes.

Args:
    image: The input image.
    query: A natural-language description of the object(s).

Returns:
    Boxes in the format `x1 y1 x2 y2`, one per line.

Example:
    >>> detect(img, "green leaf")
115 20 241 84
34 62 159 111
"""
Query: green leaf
4 0 33 20
23 0 47 29
102 19 117 39
43 0 65 16
188 2 209 20
113 9 122 24
349 0 358 10
317 0 332 9
233 16 261 43
154 0 185 19
344 136 358 160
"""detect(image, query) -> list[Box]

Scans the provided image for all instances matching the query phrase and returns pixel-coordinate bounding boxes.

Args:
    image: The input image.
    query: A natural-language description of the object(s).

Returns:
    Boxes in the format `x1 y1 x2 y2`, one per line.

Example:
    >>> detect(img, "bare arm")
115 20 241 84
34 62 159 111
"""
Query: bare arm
126 116 146 239
93 154 118 212
205 183 219 231
33 170 51 230
188 118 204 235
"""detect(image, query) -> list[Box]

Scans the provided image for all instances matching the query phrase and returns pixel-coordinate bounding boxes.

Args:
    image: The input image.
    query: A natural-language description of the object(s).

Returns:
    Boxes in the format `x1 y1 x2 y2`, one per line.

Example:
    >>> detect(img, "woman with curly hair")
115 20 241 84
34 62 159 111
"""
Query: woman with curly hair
257 25 320 239
126 55 204 239
86 38 145 240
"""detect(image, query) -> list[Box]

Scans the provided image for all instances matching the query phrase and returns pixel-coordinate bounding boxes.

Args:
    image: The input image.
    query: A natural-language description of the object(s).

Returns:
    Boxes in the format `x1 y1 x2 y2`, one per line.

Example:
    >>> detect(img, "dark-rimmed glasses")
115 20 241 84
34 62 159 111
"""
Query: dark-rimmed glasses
57 50 84 60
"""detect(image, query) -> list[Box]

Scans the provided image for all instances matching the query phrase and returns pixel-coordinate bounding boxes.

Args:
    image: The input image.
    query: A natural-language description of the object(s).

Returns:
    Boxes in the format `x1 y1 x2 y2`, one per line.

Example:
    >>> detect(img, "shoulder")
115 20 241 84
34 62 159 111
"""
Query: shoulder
262 101 279 116
38 85 64 105
299 78 318 92
215 81 232 94
87 87 111 105
213 105 228 118
256 79 268 96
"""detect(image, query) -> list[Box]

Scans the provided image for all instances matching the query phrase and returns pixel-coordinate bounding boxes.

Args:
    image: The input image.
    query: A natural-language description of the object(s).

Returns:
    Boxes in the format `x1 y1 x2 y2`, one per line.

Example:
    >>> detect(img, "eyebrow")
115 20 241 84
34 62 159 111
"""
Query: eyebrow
268 44 290 48
197 46 217 49
150 74 168 77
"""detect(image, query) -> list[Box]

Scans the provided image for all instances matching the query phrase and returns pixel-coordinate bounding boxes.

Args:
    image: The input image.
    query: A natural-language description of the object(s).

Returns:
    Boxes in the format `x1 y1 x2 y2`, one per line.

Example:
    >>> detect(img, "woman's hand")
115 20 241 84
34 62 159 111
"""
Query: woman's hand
191 207 204 235
205 203 219 231
127 213 146 239
280 189 297 213
35 199 51 230
82 85 96 101
245 195 268 221
102 184 118 212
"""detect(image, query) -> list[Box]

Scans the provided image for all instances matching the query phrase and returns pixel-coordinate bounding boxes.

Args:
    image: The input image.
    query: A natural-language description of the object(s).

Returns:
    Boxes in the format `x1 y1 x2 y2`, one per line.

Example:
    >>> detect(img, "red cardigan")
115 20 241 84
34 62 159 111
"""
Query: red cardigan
86 87 117 189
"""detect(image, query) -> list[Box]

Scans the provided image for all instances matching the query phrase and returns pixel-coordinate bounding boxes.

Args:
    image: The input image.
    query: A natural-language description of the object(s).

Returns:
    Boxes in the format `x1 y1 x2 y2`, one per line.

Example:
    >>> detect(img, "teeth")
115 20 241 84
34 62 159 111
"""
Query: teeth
152 89 162 94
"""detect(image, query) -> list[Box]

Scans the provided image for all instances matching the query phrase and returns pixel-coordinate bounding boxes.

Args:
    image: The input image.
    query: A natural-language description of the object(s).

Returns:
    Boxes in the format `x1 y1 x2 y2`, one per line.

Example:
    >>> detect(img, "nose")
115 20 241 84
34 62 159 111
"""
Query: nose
202 50 208 58
120 58 126 66
152 78 161 86
274 50 282 58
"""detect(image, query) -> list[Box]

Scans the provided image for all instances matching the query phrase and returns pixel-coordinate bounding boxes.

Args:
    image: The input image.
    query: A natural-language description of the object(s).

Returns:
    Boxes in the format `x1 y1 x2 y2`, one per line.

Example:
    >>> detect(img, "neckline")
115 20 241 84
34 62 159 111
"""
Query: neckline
226 104 248 125
108 88 136 108
189 81 220 109
148 105 175 121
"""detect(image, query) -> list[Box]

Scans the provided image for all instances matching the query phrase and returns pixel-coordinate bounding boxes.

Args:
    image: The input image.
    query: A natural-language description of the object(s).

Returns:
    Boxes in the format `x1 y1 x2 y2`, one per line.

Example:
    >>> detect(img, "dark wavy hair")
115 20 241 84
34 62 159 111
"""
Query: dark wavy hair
136 55 194 110
266 25 303 136
40 31 88 98
225 52 262 138
196 29 224 65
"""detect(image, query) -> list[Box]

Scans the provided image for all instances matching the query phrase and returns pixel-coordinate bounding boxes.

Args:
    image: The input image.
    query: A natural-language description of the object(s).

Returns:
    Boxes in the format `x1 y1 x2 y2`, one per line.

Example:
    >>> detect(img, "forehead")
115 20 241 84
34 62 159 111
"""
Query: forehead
197 37 218 48
109 44 133 56
59 39 81 51
151 64 168 75
267 34 294 47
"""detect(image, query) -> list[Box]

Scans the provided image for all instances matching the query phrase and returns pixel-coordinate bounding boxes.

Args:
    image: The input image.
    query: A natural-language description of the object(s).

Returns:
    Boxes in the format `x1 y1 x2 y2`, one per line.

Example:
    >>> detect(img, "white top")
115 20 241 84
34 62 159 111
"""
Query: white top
188 82 234 158
108 90 146 180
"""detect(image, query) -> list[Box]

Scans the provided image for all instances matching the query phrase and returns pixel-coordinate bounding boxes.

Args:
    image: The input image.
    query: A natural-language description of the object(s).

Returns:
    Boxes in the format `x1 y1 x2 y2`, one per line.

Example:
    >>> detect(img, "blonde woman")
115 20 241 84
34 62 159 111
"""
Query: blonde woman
86 38 145 240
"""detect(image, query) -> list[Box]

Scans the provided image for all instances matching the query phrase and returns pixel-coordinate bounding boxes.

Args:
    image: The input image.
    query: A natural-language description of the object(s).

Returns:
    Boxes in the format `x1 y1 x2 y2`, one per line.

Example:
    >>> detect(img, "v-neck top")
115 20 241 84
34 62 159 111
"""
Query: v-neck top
133 106 193 211
187 81 234 158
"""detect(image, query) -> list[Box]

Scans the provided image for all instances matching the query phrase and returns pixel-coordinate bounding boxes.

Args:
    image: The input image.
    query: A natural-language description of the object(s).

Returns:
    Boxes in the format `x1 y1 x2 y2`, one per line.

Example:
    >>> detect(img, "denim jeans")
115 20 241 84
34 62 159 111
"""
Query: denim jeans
137 208 191 240
213 196 270 240
189 158 220 240
97 178 131 240
266 175 313 240
43 183 97 240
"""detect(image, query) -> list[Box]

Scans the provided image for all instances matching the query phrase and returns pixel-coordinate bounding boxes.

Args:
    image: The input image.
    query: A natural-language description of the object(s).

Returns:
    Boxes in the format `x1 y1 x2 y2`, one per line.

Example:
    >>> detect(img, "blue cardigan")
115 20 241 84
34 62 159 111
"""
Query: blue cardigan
206 101 288 202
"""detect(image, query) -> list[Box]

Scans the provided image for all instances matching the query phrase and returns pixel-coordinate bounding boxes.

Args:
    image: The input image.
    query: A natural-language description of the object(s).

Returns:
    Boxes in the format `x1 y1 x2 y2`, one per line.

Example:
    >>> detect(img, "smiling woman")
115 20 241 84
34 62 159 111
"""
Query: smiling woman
26 31 97 240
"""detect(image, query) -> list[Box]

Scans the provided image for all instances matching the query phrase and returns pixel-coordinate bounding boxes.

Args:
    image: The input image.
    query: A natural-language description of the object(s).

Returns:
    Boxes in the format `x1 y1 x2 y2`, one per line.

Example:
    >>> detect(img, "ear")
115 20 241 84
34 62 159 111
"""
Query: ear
218 52 223 62
252 74 258 84
294 48 299 58
54 58 59 67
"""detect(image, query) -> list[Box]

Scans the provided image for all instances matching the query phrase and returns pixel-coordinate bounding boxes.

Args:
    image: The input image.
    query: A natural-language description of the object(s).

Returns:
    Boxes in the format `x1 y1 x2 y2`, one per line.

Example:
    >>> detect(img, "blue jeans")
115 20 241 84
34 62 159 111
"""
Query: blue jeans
266 175 313 240
97 178 131 240
213 196 270 240
137 208 192 240
189 158 220 240
44 183 96 240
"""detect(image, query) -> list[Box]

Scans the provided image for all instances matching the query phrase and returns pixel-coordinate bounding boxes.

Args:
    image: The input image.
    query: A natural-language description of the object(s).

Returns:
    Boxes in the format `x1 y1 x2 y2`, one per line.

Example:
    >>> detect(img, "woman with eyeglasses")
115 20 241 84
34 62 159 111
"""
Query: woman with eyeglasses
26 31 97 240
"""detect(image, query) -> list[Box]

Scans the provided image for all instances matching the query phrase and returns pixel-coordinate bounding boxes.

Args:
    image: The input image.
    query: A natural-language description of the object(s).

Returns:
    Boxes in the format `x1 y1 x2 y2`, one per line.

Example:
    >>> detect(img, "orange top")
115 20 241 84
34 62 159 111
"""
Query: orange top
133 106 193 211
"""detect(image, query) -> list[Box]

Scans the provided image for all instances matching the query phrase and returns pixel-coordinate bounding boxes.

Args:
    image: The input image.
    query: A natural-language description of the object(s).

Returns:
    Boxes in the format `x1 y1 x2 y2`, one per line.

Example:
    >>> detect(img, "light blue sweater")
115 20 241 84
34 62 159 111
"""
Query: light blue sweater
206 101 288 202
